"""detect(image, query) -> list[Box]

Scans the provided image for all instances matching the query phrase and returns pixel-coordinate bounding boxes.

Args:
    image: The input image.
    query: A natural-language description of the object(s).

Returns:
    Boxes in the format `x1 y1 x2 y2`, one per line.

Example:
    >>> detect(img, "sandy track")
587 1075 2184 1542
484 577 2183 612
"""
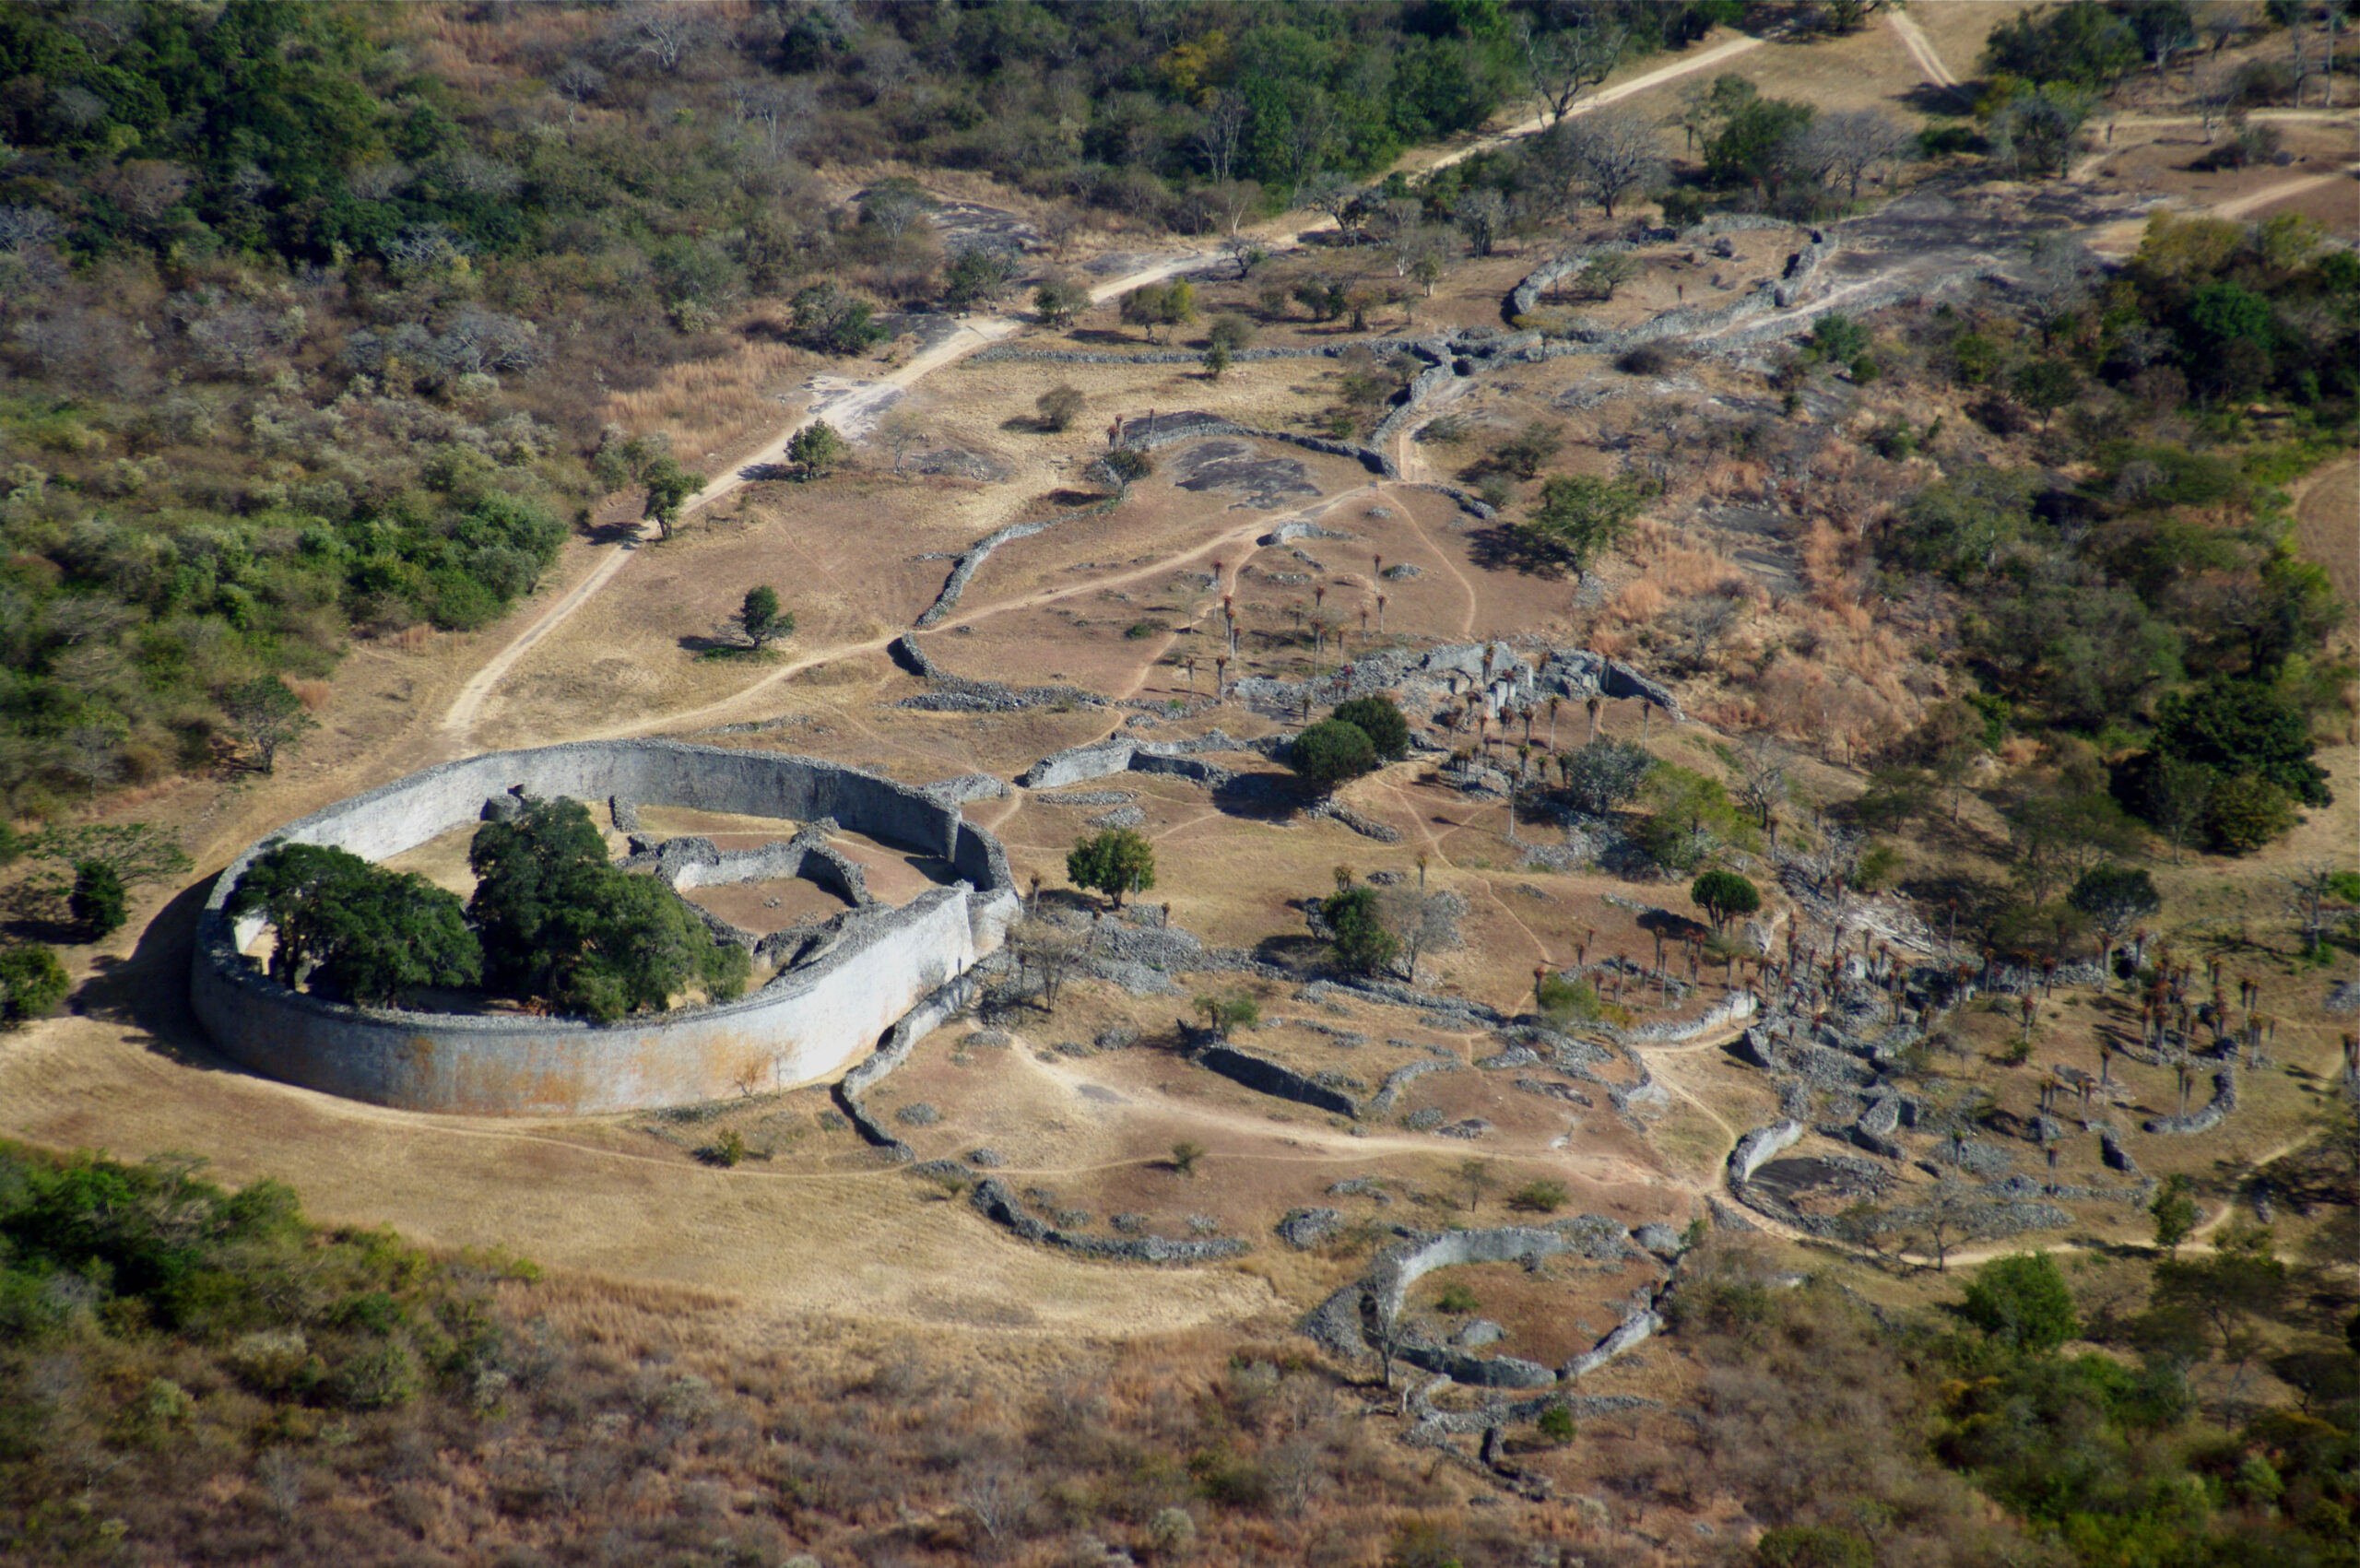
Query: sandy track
437 251 1219 750
2209 162 2360 219
1887 7 1965 95
1422 31 1771 174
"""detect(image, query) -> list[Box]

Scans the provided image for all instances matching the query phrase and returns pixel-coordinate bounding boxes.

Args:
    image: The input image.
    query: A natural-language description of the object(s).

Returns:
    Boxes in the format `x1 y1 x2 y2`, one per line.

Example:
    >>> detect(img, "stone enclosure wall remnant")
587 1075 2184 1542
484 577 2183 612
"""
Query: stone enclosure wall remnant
192 741 1021 1116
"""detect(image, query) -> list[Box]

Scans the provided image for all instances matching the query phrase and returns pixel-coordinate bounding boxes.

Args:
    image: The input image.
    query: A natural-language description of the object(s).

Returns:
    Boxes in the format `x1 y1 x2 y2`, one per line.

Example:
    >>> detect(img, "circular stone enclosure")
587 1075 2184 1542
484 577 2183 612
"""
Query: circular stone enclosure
192 741 1021 1115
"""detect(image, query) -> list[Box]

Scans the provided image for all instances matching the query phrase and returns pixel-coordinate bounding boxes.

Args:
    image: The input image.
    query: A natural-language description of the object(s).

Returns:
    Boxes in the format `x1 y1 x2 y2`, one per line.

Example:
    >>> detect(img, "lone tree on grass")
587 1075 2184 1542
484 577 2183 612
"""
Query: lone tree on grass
787 419 848 479
639 454 703 538
1068 826 1156 909
222 678 318 775
1522 475 1641 580
230 843 482 1008
2151 1173 2199 1255
1323 879 1399 976
729 585 795 650
1291 719 1378 795
1690 868 1761 933
0 945 70 1028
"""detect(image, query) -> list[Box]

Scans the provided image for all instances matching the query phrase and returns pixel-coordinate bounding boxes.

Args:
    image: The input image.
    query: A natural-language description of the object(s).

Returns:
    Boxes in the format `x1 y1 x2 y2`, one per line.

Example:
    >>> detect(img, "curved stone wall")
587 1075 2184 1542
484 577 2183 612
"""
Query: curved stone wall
191 741 1021 1116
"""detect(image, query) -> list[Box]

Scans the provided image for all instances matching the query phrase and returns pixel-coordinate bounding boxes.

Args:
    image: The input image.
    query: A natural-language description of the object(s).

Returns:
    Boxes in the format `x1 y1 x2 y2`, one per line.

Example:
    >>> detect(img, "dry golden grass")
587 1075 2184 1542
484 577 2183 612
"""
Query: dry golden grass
602 325 810 466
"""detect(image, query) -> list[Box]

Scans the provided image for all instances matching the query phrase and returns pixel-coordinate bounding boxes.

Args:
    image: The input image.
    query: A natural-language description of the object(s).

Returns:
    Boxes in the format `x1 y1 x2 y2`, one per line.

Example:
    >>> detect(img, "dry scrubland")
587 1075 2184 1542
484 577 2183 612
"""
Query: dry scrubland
6 4 2360 1566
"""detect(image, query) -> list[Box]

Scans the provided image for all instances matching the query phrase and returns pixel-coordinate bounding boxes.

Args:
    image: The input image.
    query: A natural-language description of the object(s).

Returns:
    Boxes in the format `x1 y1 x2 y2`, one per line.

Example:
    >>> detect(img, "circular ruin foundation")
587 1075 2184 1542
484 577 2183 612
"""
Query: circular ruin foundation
191 741 1021 1115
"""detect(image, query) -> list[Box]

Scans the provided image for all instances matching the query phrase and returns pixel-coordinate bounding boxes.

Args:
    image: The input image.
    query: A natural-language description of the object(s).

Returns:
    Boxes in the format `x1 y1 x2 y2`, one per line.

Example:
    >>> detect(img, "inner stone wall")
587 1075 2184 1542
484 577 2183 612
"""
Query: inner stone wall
191 741 1020 1116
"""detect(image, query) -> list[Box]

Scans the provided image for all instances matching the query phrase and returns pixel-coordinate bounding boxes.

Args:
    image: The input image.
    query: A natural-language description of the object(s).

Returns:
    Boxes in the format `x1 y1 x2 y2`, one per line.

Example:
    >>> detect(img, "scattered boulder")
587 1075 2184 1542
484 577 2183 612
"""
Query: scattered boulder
1277 1208 1345 1248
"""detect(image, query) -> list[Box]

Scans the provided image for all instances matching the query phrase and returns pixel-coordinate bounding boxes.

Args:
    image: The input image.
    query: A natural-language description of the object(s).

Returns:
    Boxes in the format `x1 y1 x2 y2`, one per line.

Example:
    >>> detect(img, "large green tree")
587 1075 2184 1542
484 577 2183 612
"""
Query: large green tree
230 843 481 1008
1067 827 1157 910
1329 696 1410 761
1291 719 1378 795
2152 678 2331 808
1960 1253 2080 1354
468 797 745 1020
1522 475 1641 578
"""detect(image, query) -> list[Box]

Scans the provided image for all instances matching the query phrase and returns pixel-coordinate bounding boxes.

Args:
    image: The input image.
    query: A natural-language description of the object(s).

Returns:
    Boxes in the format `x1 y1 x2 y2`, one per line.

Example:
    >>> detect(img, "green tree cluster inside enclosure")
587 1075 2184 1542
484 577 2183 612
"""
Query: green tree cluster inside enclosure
230 796 748 1020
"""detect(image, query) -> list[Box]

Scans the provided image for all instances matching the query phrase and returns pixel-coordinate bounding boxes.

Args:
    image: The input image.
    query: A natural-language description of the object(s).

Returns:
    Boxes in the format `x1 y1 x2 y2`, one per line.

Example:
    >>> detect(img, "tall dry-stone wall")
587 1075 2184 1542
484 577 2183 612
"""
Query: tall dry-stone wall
191 741 1020 1116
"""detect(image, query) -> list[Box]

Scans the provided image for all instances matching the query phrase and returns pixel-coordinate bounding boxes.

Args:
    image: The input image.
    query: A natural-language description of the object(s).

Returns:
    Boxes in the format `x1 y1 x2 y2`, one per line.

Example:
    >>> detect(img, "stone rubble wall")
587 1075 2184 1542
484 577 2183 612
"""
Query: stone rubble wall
1191 1043 1361 1118
192 742 1019 1115
914 499 1120 628
967 1176 1251 1262
2142 1067 2238 1135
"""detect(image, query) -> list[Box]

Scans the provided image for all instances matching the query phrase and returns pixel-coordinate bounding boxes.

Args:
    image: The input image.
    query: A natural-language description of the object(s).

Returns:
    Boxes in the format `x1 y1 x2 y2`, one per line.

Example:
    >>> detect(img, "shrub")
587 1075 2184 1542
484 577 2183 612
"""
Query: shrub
731 585 794 649
1562 739 1654 815
1102 449 1154 491
1534 972 1599 1025
1616 341 1682 376
69 860 128 937
1959 1253 2079 1353
1322 884 1399 976
1195 991 1258 1038
0 945 71 1027
788 281 887 354
787 419 849 478
1495 421 1563 479
1038 383 1085 431
2204 772 2299 854
1508 1180 1570 1213
1434 1283 1480 1314
1536 1404 1576 1443
1169 1141 1207 1177
1754 1525 1873 1568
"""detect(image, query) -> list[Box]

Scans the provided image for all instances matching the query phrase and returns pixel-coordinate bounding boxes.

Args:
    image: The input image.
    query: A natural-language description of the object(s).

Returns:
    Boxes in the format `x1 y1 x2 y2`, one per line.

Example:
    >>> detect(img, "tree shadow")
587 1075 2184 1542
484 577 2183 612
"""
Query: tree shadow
1210 772 1304 821
1465 525 1565 578
1066 328 1139 348
583 517 646 546
74 878 248 1072
1635 908 1711 945
1252 932 1324 973
678 633 750 655
1896 82 1980 118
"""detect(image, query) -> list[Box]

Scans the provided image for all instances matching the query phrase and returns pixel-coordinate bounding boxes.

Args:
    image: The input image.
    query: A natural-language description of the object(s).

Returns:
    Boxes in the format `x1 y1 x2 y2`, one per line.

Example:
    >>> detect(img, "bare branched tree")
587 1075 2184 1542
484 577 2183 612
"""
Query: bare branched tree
1517 11 1630 127
1795 108 1915 201
1193 88 1249 183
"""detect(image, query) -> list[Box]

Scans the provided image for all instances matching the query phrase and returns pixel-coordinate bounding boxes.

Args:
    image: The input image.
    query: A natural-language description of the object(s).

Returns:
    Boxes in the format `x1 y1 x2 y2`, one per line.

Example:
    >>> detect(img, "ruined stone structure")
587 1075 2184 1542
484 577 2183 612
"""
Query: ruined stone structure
191 741 1021 1116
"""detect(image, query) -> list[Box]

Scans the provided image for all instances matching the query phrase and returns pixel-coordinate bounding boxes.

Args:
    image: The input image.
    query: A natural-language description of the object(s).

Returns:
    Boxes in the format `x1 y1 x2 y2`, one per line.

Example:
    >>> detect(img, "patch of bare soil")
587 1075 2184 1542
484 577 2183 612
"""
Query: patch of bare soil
2295 455 2359 615
680 877 852 933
